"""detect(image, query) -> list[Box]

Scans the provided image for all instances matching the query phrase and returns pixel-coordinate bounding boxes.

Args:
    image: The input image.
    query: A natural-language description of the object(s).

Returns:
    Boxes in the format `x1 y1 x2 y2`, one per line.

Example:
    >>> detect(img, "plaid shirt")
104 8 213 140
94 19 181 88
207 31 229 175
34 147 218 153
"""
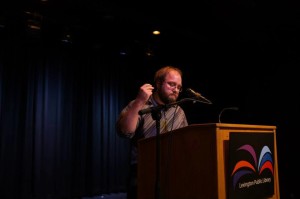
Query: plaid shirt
117 95 188 164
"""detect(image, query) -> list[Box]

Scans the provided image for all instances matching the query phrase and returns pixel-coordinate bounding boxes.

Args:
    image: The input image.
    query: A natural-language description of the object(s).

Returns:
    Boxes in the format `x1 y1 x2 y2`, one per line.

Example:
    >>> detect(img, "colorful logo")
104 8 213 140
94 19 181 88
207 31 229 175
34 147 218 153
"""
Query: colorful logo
231 144 274 189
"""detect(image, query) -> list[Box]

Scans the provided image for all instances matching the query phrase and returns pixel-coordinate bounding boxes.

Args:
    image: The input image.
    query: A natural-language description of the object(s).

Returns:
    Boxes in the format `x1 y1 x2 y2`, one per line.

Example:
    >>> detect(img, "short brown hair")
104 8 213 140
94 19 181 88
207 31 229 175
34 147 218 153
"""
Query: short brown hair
154 66 183 84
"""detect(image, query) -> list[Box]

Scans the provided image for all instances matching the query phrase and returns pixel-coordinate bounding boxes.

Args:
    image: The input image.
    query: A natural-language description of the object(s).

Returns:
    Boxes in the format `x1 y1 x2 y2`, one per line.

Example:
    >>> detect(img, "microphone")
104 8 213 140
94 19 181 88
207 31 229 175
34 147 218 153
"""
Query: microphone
186 88 212 104
218 107 239 123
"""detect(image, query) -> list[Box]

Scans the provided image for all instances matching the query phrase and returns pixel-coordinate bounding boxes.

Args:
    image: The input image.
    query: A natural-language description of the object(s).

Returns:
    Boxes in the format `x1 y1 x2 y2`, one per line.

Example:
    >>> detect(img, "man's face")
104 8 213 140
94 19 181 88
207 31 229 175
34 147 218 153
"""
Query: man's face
157 70 182 104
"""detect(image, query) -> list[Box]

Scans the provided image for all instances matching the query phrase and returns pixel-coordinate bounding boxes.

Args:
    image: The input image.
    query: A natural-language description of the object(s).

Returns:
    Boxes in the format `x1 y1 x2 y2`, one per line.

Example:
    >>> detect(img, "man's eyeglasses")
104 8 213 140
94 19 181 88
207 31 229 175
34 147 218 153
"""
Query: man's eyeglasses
164 81 182 92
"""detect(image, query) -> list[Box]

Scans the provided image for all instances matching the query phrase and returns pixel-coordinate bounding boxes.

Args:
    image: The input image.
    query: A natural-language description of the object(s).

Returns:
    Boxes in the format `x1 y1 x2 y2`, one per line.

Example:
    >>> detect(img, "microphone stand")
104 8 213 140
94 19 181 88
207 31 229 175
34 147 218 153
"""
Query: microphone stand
151 108 162 199
138 98 203 199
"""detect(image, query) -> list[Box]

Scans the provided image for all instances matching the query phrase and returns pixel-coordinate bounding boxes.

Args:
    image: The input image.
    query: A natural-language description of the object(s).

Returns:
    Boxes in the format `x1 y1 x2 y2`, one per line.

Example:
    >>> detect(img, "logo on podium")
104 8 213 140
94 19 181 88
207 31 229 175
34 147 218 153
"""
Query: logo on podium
229 133 275 199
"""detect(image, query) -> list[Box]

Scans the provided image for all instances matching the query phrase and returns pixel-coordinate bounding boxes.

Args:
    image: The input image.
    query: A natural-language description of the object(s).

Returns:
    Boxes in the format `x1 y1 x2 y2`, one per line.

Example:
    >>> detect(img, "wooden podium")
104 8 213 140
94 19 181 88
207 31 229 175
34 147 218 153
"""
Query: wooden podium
137 123 280 199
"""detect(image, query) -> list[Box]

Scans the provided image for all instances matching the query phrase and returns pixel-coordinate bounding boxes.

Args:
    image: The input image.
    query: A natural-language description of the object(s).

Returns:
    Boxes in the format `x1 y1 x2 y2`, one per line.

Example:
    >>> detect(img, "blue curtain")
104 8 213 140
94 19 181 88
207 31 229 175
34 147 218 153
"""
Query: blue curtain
0 34 130 199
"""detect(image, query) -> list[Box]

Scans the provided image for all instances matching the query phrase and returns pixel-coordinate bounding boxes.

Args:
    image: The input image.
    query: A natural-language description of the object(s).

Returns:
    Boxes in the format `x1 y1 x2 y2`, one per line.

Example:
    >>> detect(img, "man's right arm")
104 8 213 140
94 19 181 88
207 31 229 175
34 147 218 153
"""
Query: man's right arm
116 99 145 137
116 83 154 137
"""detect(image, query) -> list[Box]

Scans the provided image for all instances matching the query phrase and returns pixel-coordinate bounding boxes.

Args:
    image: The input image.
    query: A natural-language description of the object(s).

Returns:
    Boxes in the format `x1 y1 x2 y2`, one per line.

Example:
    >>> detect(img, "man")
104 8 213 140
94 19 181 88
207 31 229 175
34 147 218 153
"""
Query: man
116 66 188 199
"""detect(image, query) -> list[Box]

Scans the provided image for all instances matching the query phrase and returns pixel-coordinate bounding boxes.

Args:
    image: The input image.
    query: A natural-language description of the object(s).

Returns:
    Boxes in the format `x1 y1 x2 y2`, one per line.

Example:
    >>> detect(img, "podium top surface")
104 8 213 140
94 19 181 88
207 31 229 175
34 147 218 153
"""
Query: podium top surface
189 123 277 130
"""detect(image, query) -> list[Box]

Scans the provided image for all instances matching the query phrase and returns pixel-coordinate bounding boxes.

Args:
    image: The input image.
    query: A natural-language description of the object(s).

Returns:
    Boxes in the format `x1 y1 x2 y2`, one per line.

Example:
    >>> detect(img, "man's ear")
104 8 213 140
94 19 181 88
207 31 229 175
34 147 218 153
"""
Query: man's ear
154 81 161 91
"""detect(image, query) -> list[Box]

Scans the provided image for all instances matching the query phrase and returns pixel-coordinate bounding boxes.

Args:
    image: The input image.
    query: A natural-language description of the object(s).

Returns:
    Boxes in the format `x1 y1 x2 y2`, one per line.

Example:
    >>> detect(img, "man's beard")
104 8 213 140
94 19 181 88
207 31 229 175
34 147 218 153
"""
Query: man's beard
159 91 176 104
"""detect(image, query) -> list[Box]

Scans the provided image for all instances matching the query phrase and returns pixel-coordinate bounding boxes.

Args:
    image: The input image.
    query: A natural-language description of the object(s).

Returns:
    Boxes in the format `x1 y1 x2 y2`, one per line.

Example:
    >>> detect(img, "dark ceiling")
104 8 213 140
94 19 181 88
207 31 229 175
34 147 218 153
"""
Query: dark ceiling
1 0 300 59
2 0 300 41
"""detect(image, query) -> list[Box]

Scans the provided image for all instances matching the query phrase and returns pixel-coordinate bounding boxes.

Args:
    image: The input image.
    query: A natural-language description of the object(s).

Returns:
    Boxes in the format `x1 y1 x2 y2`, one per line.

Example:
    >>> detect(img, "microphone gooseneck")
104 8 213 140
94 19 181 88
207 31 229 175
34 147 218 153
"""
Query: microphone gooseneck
218 107 239 123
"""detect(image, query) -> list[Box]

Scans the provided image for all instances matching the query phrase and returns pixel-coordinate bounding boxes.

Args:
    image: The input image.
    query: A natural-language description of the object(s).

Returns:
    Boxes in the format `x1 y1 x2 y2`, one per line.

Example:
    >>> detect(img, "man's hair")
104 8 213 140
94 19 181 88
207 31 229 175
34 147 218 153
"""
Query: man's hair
154 66 183 84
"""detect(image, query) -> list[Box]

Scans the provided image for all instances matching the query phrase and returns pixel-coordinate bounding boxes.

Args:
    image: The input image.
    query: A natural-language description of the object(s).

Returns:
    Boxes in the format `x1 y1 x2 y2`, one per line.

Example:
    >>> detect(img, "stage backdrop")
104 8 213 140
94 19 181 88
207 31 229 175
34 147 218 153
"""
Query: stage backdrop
0 36 133 199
